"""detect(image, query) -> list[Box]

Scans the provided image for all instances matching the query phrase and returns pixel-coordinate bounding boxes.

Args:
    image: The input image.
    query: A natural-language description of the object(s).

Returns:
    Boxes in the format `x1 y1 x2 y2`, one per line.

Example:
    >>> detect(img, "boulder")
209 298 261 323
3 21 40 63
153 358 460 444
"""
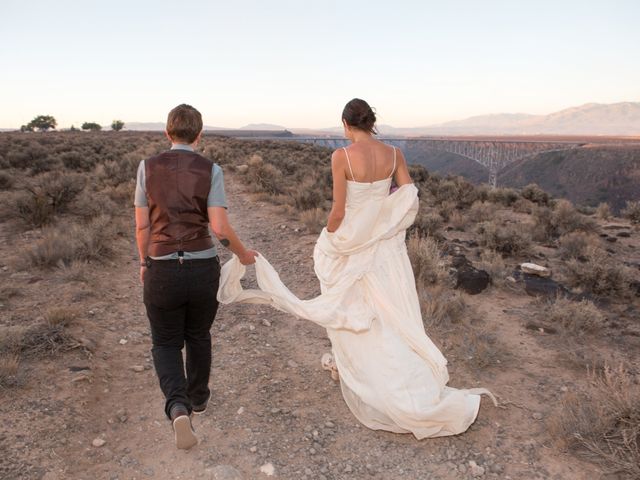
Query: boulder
520 262 551 278
452 255 491 295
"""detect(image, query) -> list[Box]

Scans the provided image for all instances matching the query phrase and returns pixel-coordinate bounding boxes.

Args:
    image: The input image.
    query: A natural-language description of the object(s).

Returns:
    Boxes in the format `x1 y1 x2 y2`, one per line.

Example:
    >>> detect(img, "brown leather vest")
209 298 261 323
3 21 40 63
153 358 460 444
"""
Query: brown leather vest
145 150 215 257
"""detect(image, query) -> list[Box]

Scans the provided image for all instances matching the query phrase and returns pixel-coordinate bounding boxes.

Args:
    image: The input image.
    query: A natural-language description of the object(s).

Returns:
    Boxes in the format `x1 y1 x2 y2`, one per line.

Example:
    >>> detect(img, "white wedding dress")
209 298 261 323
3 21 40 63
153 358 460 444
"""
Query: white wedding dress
218 153 495 439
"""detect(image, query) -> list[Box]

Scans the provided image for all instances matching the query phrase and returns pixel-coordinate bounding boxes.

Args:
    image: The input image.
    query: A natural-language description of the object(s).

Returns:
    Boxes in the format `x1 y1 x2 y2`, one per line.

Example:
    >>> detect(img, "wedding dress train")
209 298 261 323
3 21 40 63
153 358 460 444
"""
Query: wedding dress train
218 178 495 439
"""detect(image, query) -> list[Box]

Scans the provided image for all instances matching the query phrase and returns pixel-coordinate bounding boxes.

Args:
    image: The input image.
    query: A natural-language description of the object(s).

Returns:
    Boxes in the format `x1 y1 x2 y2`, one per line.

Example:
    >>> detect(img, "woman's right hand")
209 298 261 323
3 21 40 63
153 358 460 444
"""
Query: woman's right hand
239 249 259 265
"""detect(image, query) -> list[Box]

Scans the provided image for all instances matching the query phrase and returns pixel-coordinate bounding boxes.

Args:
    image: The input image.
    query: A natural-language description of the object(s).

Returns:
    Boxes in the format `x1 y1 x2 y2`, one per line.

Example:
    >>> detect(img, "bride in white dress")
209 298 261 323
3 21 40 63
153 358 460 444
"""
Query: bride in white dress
218 98 496 439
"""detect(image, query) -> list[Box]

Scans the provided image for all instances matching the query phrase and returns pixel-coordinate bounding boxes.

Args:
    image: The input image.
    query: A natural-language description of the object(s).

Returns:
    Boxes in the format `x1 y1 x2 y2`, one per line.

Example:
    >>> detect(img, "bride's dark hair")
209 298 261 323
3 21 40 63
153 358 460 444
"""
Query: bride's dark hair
342 98 377 134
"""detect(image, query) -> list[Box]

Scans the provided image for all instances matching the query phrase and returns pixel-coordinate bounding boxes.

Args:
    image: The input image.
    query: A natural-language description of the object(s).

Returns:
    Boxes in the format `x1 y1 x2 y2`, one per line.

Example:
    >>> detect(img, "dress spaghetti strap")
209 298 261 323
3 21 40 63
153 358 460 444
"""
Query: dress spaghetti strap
388 146 397 179
343 147 355 181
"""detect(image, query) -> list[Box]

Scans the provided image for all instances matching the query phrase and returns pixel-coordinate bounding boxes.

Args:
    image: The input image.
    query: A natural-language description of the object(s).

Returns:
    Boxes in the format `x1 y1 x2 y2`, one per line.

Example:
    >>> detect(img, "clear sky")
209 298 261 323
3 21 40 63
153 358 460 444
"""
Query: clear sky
1 0 638 129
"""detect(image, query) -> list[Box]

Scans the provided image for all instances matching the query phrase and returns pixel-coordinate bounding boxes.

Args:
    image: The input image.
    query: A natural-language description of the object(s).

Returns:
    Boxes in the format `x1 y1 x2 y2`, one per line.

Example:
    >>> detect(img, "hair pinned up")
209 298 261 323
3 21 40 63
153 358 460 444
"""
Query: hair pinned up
342 98 377 134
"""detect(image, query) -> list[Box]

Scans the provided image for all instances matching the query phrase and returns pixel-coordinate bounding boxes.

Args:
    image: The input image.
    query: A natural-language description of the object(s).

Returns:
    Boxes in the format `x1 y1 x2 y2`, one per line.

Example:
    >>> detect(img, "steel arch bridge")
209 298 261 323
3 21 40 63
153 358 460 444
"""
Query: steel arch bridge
287 137 585 186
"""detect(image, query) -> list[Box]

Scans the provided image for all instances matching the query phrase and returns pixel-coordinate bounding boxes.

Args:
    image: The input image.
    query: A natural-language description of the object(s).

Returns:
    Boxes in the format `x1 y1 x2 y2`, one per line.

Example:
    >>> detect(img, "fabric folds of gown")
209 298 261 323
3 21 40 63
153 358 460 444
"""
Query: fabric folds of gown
218 182 495 439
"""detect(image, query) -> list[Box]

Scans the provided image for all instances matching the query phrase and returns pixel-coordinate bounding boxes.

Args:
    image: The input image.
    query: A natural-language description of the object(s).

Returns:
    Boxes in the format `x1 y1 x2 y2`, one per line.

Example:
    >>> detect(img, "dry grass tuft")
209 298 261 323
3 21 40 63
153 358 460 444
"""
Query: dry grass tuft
46 307 78 328
462 327 503 369
548 364 640 478
407 233 448 285
300 208 326 234
477 250 511 288
419 286 466 328
413 211 443 237
596 202 612 220
0 354 20 388
622 200 640 225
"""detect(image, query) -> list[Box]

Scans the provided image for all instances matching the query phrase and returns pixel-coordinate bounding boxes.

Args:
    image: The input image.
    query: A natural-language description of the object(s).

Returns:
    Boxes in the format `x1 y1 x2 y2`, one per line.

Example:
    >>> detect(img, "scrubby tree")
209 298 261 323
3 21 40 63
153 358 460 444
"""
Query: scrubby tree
82 122 102 131
24 115 57 131
111 120 125 131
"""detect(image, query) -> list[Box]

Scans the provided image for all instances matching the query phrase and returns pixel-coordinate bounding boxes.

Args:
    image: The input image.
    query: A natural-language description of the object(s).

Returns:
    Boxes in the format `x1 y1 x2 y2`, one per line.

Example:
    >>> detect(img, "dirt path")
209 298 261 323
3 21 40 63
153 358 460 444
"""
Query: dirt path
1 173 599 480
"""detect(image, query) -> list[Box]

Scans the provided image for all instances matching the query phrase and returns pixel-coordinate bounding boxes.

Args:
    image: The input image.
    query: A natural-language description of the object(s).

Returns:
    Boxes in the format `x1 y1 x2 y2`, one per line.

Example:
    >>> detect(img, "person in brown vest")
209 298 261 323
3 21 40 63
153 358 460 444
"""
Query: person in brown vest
134 104 257 449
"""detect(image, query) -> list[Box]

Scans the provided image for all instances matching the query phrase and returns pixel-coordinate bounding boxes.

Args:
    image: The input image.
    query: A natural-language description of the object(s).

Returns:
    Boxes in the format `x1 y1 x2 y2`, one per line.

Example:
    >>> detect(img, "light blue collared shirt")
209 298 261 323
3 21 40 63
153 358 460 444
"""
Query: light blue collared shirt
134 143 226 260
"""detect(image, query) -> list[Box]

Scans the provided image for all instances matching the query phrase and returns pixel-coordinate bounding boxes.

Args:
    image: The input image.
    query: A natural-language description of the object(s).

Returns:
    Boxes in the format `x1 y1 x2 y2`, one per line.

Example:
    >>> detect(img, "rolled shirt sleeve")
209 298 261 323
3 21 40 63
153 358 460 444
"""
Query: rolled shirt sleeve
134 160 148 207
208 164 227 208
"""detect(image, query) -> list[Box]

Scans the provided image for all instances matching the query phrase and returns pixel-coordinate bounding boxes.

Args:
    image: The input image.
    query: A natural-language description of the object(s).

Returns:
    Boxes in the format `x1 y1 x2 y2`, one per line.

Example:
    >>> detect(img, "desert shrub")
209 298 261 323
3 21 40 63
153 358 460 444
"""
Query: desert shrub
558 232 600 260
300 208 326 234
419 286 466 328
533 202 598 242
553 200 597 236
244 154 284 195
487 187 519 207
0 171 14 190
97 152 141 187
468 201 493 222
521 183 551 206
432 176 479 209
512 197 535 214
407 233 447 285
448 211 467 231
412 211 443 237
477 220 531 256
548 365 640 478
595 202 612 220
437 200 457 221
292 186 325 211
59 150 98 171
72 188 119 219
13 171 86 227
622 200 640 225
531 206 556 242
542 296 606 335
565 246 633 297
22 215 116 268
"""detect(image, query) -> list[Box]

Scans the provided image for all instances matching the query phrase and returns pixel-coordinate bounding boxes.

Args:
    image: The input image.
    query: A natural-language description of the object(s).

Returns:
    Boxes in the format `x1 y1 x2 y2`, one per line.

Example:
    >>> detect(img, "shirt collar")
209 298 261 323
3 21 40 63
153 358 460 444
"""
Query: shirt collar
171 143 195 152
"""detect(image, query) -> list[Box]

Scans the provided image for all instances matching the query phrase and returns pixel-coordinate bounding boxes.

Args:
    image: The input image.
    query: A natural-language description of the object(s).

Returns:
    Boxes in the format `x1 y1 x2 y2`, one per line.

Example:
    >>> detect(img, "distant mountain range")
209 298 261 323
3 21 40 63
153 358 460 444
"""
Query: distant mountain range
122 102 639 136
4 102 638 136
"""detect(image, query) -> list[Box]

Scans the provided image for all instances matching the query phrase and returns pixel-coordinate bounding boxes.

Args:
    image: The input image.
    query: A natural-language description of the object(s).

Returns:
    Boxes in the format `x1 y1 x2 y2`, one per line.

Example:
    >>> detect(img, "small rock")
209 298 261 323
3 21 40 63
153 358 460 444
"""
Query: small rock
92 438 106 448
131 365 144 373
261 319 271 327
249 325 256 331
236 164 249 174
532 412 543 420
468 460 485 477
143 468 154 476
249 446 257 453
287 360 298 368
119 339 128 345
206 465 243 480
237 407 245 415
259 463 275 476
344 464 353 473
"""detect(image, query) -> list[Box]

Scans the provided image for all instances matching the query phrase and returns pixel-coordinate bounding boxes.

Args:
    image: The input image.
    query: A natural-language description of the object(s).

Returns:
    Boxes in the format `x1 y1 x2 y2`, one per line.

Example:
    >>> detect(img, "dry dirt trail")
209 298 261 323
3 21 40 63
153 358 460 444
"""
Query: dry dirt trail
2 173 598 480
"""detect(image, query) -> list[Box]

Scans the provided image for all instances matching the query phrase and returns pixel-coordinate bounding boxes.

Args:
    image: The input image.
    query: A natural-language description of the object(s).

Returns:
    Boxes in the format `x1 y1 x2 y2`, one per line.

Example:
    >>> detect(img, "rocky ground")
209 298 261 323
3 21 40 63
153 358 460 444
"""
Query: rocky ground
0 172 636 480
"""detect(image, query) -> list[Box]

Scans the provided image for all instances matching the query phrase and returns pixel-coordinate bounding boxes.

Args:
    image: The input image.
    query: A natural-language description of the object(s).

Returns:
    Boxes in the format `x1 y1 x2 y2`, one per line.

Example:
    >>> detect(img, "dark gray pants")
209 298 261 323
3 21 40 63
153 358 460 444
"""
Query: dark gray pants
143 256 220 418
